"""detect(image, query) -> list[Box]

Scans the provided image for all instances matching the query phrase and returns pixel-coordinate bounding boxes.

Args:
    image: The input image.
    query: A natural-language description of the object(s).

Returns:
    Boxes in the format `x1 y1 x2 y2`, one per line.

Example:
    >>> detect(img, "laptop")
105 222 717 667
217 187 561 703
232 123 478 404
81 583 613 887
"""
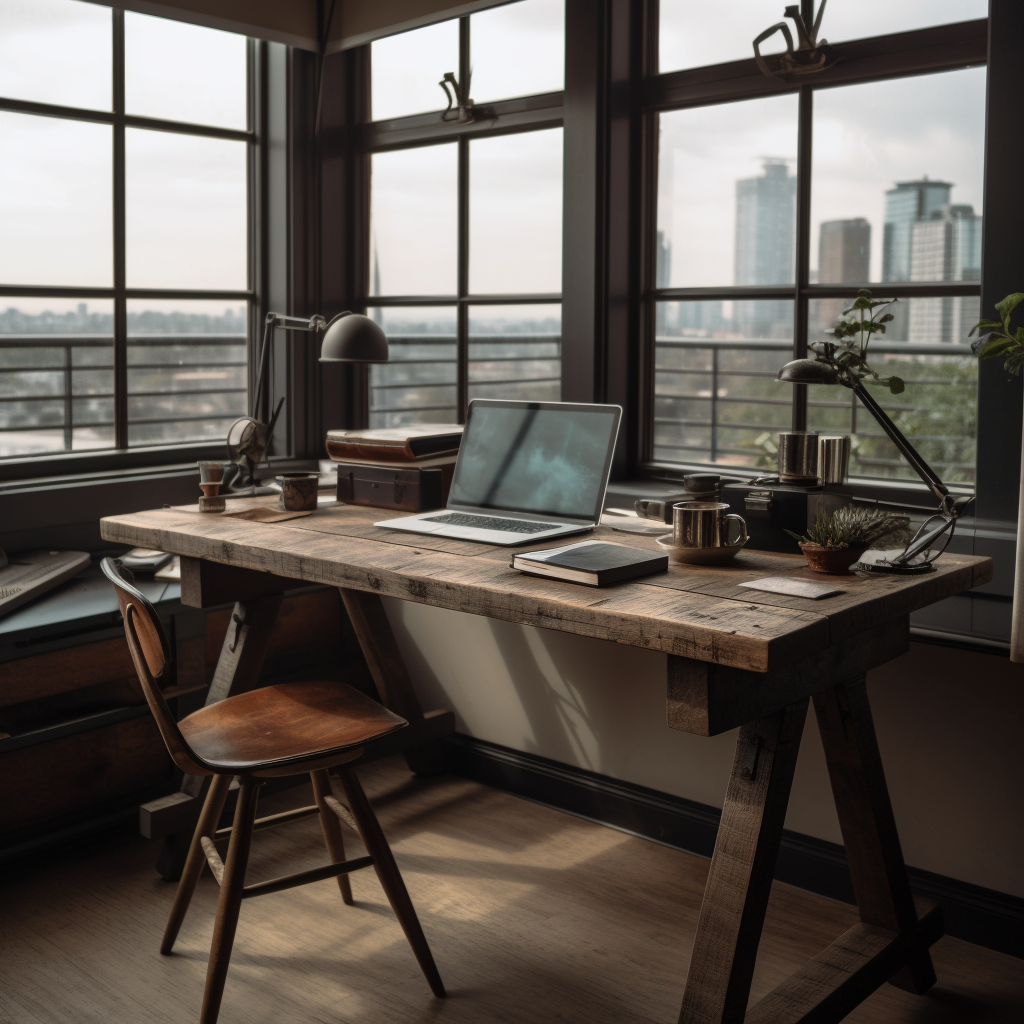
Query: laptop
375 399 622 546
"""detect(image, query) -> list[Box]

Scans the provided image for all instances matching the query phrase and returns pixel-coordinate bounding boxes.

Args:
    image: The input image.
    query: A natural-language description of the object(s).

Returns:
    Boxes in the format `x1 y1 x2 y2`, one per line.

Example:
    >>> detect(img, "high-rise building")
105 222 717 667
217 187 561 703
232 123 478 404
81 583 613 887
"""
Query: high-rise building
908 203 983 343
816 218 871 329
882 178 952 283
734 158 796 338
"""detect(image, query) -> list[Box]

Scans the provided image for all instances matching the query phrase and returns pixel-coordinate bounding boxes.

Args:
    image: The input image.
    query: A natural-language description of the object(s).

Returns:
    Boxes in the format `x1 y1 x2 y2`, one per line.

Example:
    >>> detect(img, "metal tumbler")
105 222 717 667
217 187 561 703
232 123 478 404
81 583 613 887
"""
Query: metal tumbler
818 435 851 485
777 431 819 482
672 502 747 549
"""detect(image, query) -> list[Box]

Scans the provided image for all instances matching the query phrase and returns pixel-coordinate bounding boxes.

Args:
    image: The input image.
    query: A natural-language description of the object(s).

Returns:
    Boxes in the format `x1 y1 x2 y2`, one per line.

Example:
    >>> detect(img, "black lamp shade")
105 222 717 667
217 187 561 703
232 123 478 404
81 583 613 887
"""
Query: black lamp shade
319 312 389 363
776 357 840 385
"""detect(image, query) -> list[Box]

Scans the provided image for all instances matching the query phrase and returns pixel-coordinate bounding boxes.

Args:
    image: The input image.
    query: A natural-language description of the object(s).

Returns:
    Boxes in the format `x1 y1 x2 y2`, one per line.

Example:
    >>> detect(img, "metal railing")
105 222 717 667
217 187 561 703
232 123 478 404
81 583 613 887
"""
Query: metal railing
653 336 978 482
0 334 247 458
369 333 561 426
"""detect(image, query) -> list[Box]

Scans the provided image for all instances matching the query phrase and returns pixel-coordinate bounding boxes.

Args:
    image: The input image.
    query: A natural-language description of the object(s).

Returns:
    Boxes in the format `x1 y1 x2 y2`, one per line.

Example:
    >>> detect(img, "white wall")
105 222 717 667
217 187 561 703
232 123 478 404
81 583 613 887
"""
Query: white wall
384 598 1024 898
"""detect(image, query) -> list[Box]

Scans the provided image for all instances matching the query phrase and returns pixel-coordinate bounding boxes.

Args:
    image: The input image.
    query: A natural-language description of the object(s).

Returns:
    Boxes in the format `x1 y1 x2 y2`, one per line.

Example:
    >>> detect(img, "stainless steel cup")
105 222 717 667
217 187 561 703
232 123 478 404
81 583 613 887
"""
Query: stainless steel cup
818 435 851 485
777 431 819 482
672 501 748 548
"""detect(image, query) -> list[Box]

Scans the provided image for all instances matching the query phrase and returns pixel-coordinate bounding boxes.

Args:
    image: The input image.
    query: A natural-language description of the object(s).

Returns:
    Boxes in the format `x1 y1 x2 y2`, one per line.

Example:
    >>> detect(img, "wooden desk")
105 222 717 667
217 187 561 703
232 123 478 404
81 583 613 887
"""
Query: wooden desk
101 500 992 1024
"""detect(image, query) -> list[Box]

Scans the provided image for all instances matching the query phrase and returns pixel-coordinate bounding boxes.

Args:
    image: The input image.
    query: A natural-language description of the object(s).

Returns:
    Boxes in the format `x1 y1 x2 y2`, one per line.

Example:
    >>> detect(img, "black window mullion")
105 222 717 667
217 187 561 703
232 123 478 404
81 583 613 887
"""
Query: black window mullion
457 134 470 422
792 84 813 433
456 16 472 423
112 8 128 450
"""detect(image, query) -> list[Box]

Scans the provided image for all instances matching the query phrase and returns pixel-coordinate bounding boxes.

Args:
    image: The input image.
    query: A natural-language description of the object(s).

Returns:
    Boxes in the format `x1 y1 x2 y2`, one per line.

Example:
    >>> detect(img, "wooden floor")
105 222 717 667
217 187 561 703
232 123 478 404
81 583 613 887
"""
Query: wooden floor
3 757 1023 1024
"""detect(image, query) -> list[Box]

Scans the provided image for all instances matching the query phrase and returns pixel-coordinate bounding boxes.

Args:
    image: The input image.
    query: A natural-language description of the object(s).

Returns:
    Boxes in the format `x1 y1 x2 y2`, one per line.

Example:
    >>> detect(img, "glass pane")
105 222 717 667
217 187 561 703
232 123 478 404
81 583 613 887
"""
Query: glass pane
659 0 987 75
371 20 459 121
126 129 248 290
469 128 563 295
658 96 798 290
126 299 247 448
812 68 985 286
370 145 458 296
369 307 457 428
469 304 561 402
808 297 977 485
0 0 111 110
470 0 565 103
0 298 113 457
125 12 247 129
0 113 112 287
653 299 794 468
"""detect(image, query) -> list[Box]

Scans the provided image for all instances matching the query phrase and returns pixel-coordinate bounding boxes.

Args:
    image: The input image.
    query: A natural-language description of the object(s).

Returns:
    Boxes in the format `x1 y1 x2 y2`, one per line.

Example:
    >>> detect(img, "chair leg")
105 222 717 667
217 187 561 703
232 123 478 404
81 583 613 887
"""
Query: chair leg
335 766 445 998
162 773 232 955
310 770 354 905
199 778 261 1024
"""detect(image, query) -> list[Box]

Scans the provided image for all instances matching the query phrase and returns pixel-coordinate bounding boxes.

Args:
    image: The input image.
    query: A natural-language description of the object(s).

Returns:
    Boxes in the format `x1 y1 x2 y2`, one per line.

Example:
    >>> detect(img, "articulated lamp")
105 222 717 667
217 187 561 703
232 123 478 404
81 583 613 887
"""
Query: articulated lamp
226 311 388 492
776 354 974 574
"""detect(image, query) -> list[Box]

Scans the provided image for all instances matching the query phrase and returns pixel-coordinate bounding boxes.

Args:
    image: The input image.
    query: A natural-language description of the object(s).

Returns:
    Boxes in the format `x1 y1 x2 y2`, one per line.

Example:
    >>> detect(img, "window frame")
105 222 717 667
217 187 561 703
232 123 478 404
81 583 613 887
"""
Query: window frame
0 7 262 482
345 11 566 426
638 7 989 493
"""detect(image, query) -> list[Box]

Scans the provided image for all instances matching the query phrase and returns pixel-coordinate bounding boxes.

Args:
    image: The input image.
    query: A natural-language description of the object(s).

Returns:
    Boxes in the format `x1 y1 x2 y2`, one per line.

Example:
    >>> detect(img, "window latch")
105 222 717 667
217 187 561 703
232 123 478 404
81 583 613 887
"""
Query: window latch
439 72 475 124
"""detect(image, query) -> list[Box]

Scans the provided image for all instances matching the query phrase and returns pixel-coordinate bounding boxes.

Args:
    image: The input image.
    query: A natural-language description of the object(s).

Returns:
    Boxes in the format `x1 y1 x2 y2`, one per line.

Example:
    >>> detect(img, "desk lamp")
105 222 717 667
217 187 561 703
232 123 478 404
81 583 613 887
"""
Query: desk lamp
226 311 388 492
776 351 973 574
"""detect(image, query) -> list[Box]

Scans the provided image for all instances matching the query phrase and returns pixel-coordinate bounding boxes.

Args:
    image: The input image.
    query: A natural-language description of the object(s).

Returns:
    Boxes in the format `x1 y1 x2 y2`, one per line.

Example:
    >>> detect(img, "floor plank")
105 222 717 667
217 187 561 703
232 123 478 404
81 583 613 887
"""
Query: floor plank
1 758 1021 1024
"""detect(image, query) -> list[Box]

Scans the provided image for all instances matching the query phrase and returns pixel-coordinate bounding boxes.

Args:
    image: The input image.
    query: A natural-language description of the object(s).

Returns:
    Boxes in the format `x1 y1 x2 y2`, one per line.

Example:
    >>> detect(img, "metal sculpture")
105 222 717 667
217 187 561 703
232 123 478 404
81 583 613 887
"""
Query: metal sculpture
753 1 841 81
439 72 475 124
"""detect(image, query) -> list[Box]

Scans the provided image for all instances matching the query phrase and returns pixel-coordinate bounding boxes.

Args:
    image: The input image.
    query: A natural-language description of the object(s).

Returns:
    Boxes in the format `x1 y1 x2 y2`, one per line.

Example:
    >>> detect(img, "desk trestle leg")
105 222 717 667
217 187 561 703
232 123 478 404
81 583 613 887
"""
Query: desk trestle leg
679 681 941 1024
679 699 809 1024
813 676 937 994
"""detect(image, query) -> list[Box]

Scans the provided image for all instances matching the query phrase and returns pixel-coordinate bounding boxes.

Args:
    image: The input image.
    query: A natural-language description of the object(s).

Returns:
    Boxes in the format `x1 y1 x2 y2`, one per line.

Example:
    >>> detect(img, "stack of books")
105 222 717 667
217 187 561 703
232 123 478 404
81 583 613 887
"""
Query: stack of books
325 424 463 512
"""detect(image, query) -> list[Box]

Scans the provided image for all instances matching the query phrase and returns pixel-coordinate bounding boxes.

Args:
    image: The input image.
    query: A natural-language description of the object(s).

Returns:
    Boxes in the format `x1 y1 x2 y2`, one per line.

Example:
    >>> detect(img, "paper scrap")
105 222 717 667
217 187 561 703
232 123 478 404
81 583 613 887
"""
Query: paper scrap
739 576 844 600
222 507 312 523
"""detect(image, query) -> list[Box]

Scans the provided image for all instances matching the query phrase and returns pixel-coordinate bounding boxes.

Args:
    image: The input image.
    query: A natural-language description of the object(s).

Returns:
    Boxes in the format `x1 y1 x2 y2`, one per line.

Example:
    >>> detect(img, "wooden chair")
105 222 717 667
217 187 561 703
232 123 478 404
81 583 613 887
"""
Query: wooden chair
100 557 444 1024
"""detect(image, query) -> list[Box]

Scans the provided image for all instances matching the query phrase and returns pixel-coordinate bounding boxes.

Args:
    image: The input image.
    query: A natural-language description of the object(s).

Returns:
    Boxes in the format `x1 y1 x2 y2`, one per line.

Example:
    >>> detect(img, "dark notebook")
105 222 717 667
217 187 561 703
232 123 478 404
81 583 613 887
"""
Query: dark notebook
511 541 668 587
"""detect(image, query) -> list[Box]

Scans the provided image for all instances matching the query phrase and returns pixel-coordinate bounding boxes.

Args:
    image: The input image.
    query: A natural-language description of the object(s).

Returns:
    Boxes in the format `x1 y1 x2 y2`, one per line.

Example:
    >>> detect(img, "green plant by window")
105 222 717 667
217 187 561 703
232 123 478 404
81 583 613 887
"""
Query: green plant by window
813 289 905 395
971 292 1024 376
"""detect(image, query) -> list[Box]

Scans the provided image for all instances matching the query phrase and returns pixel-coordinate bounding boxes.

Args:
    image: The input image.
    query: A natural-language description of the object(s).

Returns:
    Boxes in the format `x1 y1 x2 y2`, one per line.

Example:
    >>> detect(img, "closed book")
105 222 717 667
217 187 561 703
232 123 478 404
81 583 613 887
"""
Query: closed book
325 424 463 463
512 541 668 587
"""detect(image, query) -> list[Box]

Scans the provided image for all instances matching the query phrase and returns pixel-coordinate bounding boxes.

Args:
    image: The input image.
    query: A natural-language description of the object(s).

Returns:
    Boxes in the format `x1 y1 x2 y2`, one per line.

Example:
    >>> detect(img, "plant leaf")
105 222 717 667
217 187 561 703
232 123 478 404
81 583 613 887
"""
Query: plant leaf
887 376 905 395
995 292 1024 321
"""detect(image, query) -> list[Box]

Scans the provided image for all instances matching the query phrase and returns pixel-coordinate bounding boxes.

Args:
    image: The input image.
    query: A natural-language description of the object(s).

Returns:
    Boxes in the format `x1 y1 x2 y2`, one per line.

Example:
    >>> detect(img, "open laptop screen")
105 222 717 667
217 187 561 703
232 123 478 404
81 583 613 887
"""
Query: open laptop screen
448 400 621 522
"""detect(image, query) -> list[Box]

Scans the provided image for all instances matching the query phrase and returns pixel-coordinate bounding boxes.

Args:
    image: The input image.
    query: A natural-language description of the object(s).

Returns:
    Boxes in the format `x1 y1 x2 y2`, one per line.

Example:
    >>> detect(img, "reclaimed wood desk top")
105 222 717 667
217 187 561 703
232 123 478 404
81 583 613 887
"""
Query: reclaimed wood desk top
101 499 991 675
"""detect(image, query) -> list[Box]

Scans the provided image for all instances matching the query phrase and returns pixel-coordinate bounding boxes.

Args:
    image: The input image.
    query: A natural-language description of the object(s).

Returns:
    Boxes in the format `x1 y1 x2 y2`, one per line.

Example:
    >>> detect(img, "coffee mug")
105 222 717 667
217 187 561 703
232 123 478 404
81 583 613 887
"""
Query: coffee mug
672 501 747 549
277 472 320 512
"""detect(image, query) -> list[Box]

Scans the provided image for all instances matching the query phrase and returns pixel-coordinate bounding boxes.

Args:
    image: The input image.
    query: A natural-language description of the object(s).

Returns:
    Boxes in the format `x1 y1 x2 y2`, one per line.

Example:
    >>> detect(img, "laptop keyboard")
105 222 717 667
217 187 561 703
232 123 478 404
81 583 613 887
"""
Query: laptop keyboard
428 512 560 534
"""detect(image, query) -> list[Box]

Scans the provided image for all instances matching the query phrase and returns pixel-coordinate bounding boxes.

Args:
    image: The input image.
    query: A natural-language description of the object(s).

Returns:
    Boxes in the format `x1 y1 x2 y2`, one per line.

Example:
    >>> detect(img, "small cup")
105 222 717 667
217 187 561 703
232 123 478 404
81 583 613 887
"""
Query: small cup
672 501 747 549
777 431 819 482
818 435 851 485
277 472 320 512
198 460 225 485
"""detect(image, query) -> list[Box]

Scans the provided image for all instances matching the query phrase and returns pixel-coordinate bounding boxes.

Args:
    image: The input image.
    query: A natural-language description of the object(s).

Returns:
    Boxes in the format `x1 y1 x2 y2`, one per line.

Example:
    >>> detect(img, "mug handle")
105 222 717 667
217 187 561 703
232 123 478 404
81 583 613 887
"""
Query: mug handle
724 514 747 547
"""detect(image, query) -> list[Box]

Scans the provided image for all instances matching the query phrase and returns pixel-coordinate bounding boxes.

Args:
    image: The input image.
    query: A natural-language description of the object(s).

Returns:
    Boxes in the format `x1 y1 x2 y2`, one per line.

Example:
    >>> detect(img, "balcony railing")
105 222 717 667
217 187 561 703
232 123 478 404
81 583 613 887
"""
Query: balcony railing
369 332 561 427
654 337 978 484
0 334 247 459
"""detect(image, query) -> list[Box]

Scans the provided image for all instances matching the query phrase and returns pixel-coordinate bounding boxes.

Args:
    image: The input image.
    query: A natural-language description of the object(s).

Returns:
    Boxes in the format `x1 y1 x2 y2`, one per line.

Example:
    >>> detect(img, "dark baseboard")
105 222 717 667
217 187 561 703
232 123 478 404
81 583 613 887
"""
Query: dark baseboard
444 734 1024 960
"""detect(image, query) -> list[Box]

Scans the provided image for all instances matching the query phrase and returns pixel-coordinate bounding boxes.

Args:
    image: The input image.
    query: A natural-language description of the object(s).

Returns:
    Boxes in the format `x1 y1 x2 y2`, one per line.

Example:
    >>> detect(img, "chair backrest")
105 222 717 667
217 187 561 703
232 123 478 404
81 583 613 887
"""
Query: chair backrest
100 557 210 776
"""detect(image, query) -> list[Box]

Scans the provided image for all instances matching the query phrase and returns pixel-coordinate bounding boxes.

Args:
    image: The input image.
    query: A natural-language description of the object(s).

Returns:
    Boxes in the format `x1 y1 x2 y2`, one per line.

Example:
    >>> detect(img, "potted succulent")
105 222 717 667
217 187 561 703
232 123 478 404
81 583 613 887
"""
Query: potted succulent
787 505 910 574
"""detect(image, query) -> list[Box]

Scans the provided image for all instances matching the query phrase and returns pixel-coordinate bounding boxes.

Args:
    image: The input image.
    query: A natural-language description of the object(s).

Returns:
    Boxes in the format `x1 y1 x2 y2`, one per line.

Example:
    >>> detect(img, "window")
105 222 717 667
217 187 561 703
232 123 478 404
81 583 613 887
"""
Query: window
648 3 987 487
365 0 565 427
0 1 253 464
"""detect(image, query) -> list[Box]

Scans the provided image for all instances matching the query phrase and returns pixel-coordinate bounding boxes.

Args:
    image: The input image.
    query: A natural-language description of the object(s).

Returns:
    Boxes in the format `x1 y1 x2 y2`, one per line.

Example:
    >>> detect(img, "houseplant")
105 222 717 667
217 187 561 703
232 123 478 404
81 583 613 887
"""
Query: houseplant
815 289 905 394
786 505 910 574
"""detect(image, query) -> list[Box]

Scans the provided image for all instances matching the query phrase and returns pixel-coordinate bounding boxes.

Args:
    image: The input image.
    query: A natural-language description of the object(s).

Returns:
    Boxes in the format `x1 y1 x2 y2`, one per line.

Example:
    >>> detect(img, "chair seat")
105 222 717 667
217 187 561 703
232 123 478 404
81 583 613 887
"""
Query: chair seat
179 679 407 773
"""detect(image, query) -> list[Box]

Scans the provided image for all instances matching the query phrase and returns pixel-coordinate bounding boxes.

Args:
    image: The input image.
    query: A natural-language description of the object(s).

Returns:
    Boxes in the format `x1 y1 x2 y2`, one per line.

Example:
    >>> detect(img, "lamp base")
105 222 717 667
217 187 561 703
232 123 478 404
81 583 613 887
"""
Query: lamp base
853 560 935 576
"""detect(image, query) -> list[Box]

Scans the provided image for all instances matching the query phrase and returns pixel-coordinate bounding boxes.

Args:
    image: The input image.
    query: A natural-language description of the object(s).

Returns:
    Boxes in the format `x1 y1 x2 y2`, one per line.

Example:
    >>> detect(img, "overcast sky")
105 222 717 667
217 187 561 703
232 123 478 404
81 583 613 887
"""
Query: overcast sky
0 0 989 312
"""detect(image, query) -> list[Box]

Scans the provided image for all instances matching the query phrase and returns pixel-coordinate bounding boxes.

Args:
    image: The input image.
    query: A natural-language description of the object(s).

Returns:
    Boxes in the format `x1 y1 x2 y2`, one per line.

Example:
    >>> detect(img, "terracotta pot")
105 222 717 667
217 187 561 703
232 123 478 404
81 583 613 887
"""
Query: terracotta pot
798 541 868 574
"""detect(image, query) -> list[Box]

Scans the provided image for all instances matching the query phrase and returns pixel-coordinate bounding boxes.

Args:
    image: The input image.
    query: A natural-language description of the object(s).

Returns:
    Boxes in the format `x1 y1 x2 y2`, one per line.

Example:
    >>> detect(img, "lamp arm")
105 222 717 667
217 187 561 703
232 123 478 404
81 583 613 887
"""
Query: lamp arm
252 312 329 421
848 378 950 507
